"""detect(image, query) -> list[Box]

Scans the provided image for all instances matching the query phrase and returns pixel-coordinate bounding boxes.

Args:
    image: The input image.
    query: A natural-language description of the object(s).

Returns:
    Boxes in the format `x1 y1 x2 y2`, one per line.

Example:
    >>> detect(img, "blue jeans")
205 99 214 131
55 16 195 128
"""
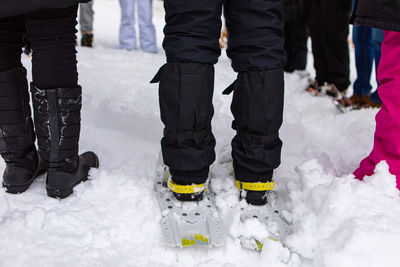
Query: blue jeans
352 19 383 103
370 29 384 103
119 0 157 53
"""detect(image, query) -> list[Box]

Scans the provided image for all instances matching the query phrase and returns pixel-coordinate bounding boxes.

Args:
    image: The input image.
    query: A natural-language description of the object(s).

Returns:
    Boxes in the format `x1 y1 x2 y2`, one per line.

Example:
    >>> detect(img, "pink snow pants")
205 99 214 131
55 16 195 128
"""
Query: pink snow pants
354 30 400 189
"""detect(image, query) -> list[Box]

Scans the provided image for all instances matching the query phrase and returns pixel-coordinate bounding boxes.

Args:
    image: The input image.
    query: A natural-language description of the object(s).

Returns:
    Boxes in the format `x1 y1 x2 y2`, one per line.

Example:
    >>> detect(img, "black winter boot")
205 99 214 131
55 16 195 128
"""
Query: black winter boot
81 33 93 47
31 84 99 199
224 69 284 206
151 63 216 201
0 67 45 193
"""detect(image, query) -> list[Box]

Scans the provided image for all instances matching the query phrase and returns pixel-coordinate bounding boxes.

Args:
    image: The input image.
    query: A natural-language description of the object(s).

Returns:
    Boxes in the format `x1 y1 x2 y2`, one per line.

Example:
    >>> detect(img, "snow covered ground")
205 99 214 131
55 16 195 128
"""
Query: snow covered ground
1 1 399 266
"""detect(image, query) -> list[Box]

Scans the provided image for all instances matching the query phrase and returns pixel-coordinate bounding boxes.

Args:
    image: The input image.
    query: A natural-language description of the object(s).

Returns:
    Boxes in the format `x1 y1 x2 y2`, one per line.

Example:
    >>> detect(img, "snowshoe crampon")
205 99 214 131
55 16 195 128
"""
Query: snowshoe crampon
155 164 225 248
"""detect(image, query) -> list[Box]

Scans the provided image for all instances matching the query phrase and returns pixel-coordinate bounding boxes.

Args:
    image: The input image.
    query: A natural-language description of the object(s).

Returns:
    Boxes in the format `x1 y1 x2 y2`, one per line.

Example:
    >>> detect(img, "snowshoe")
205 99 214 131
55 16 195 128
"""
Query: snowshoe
234 182 292 252
154 159 225 248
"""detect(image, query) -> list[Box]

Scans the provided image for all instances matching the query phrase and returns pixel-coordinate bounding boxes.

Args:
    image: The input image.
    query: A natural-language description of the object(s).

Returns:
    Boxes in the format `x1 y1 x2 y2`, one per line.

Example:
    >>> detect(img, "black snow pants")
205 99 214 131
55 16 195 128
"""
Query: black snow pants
284 21 308 72
156 0 286 185
0 6 78 87
309 0 351 91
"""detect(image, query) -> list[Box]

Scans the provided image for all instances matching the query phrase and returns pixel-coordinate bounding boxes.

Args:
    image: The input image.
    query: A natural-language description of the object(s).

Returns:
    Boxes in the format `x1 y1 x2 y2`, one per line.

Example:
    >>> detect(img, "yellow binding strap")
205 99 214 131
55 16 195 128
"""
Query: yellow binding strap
235 180 275 191
168 179 207 194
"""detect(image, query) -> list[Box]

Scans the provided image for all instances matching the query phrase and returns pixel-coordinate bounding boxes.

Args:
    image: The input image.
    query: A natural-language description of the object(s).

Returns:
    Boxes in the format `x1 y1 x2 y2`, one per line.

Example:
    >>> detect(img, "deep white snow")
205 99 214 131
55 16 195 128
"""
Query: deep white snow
1 1 399 266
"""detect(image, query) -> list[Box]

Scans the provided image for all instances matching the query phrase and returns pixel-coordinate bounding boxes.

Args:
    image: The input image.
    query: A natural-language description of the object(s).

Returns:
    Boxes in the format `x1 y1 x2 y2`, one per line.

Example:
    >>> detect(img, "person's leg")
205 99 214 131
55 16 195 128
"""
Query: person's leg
0 16 25 72
119 0 137 50
27 7 79 89
370 28 384 105
153 0 223 200
285 21 308 72
79 1 94 47
321 0 351 92
224 0 285 205
79 1 94 33
284 21 295 72
0 16 41 193
353 25 373 96
26 6 98 198
354 31 400 189
137 0 157 53
309 0 327 86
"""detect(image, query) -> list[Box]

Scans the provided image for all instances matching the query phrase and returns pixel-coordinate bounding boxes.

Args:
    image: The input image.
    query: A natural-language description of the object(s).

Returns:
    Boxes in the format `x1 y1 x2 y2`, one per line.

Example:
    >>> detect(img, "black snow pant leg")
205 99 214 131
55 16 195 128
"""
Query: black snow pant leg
284 21 308 72
25 6 79 89
156 63 216 185
309 0 351 91
225 0 286 72
158 0 225 185
163 0 224 64
229 70 284 183
224 0 285 183
0 16 25 71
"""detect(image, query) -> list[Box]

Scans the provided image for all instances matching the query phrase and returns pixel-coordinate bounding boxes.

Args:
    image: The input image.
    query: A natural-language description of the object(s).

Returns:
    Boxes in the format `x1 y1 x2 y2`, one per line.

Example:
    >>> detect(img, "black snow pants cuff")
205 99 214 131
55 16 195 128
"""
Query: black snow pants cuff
151 63 216 185
226 69 284 183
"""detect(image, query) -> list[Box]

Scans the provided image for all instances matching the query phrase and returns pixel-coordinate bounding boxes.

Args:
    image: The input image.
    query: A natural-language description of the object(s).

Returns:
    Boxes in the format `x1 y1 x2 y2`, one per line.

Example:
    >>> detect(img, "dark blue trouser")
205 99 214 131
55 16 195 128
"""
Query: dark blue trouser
353 25 383 104
351 0 382 104
159 0 285 183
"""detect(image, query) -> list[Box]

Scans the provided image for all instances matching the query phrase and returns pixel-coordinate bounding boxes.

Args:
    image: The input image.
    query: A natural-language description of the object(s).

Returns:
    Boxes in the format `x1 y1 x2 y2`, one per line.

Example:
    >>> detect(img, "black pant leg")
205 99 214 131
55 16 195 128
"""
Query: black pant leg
284 22 294 72
25 6 78 89
157 0 224 184
225 0 285 182
309 0 328 85
225 0 286 72
321 0 351 91
284 21 308 72
163 0 224 64
0 16 29 125
0 16 25 71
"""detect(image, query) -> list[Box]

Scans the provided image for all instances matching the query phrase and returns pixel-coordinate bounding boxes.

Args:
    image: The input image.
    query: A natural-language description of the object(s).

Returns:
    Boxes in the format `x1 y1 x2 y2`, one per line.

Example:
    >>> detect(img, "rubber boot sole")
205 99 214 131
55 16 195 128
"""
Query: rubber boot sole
2 168 47 194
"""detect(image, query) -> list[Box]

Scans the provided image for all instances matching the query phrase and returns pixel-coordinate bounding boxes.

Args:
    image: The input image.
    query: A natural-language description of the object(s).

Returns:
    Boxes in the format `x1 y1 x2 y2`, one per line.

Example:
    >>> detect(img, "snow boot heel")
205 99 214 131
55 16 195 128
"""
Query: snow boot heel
0 67 46 194
46 151 99 198
31 84 99 199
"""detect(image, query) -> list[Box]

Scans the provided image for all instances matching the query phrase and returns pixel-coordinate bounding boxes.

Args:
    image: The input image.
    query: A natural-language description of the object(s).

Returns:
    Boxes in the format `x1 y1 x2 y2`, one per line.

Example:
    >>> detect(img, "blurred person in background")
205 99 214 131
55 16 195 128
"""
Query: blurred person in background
79 1 94 47
338 0 383 109
351 0 400 189
306 0 352 98
284 0 310 78
118 0 157 53
0 0 99 198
